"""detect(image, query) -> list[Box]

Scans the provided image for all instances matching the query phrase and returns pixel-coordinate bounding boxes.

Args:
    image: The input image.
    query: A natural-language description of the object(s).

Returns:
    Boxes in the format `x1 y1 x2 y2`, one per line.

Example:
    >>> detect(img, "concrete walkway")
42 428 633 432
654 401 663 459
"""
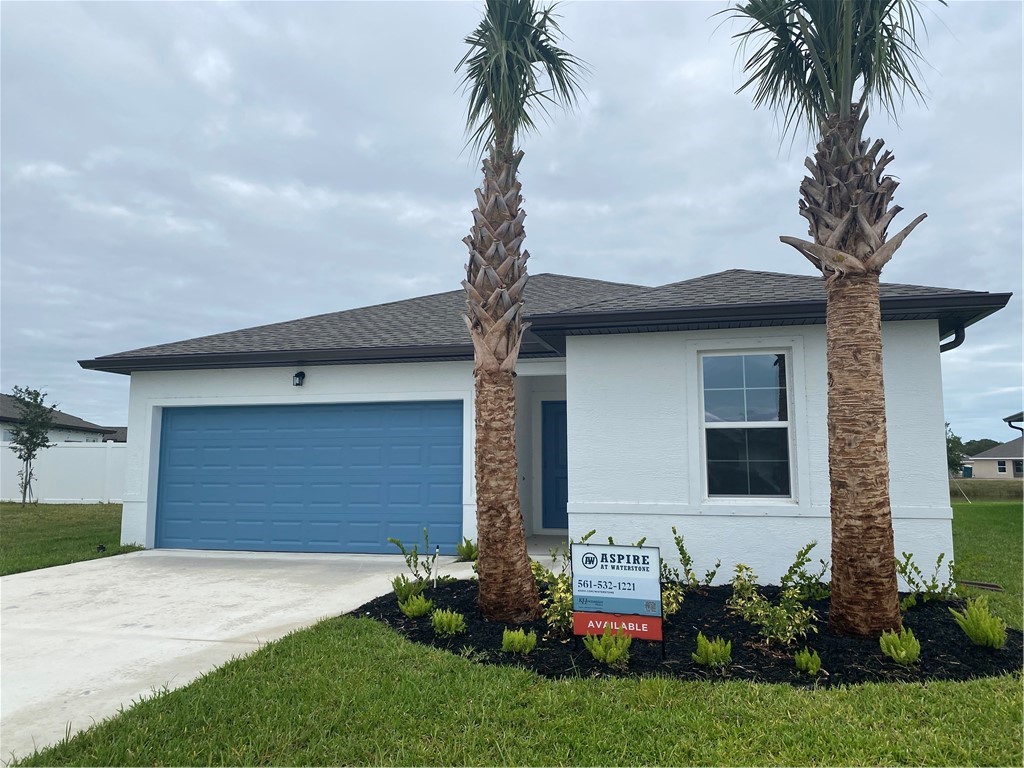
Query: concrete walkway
0 550 472 764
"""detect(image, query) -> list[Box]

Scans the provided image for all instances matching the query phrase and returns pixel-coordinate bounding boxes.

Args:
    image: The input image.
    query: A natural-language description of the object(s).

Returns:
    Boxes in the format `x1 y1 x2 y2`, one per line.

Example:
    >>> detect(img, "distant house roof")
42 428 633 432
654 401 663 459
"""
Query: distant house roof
99 426 128 443
79 269 1012 375
0 393 110 435
970 437 1024 460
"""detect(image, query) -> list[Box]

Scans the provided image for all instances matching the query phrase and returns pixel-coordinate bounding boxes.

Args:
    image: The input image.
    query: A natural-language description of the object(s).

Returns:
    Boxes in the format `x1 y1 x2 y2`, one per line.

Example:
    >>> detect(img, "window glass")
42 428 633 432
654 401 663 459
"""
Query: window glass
702 355 744 389
702 352 791 499
997 461 1006 472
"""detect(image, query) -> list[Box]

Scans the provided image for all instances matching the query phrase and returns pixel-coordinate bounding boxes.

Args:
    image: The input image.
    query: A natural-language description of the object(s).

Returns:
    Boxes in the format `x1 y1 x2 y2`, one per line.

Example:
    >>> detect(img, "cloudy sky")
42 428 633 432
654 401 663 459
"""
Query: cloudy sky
1 0 1020 441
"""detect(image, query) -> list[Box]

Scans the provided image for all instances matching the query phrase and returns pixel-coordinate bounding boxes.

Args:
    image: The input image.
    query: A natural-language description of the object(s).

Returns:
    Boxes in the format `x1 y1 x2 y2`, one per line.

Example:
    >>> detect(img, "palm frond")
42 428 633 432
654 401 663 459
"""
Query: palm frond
721 0 939 137
457 0 587 156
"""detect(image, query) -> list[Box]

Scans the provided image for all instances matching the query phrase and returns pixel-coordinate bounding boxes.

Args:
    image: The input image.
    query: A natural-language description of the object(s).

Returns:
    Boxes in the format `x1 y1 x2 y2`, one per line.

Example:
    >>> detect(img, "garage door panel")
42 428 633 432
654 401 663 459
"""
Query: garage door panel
156 401 463 554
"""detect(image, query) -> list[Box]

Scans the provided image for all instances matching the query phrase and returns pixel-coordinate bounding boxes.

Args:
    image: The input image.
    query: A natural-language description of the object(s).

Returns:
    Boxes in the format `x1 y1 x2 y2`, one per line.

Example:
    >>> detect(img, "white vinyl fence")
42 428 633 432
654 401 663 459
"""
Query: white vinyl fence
0 442 126 503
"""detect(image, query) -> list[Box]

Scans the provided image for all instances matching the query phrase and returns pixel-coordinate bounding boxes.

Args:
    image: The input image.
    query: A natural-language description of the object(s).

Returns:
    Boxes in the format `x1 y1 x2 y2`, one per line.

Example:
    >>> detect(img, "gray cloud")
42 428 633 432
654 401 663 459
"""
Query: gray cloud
1 0 1020 443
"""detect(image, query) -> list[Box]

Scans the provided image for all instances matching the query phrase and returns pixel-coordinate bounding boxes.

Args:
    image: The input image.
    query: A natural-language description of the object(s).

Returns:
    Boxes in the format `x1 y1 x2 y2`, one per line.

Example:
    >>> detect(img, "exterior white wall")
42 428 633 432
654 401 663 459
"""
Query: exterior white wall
121 361 476 548
0 442 126 503
0 425 104 443
565 320 953 587
48 428 103 443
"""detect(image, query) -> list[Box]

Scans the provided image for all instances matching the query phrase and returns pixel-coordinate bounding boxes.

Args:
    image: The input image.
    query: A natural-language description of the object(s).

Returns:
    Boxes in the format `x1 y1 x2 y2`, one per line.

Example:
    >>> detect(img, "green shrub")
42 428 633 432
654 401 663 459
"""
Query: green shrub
388 529 436 582
392 573 427 603
896 551 955 611
780 541 830 601
880 627 921 666
794 647 822 676
541 571 573 636
536 530 597 636
670 526 720 589
727 563 818 646
398 594 433 618
455 537 478 562
431 609 466 637
949 596 1007 649
582 627 632 669
691 632 731 668
501 628 538 655
661 581 685 618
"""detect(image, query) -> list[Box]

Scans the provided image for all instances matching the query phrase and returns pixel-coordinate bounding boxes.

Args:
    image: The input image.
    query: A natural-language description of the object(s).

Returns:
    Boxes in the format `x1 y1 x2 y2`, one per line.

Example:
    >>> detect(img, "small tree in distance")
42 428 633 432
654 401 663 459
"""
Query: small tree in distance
945 423 966 476
7 386 56 505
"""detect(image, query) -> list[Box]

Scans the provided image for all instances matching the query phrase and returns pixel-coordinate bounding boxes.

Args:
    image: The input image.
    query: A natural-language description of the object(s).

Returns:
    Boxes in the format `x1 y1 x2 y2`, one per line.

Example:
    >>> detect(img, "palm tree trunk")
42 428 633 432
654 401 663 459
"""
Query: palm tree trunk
473 370 539 622
463 147 541 623
825 273 902 636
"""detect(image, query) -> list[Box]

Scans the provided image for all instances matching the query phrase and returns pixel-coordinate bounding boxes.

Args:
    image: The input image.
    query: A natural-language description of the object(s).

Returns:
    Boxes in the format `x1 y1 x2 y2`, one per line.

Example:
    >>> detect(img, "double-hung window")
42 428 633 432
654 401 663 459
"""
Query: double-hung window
997 460 1007 473
701 352 791 497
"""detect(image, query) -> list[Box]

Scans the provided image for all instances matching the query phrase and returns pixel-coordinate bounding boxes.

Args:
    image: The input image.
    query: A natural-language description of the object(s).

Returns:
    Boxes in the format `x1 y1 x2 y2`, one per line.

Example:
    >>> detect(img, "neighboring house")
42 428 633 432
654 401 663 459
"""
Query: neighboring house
79 269 1010 582
0 393 111 444
100 426 128 443
965 437 1024 479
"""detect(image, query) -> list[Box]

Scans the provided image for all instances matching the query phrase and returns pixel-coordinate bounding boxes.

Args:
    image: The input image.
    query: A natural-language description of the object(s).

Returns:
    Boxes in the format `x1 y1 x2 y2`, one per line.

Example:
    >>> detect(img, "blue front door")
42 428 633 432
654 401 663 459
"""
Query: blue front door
541 400 569 529
156 401 463 554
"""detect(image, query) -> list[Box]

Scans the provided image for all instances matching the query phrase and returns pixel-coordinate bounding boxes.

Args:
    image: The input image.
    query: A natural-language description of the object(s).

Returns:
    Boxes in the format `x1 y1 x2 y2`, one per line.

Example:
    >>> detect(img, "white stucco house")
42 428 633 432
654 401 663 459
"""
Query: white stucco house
0 394 113 444
79 269 1010 583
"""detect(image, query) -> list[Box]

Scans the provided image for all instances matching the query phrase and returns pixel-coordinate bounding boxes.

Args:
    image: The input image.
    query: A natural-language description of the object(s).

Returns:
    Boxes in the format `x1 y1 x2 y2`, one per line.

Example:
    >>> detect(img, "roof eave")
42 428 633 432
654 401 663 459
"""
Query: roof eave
528 292 1013 337
79 291 1011 374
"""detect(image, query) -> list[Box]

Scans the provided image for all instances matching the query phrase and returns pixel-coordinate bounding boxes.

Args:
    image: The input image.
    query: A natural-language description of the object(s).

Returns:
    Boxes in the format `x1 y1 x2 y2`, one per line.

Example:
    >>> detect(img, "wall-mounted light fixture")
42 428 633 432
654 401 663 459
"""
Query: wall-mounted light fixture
292 371 306 387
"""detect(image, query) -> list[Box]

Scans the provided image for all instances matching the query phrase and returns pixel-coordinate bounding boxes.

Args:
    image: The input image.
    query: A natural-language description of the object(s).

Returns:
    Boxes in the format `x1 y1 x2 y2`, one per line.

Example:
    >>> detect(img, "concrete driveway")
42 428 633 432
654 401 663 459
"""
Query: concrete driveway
1 549 470 764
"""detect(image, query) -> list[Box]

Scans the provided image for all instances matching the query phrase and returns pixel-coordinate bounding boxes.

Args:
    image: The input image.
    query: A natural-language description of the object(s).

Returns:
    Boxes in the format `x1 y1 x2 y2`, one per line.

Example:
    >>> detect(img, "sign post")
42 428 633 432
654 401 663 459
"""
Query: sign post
571 543 663 642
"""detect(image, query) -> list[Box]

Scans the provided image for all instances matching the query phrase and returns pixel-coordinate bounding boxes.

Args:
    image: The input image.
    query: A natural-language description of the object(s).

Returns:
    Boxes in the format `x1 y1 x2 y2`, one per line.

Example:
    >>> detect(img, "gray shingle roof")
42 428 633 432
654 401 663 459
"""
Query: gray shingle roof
549 269 977 314
79 269 1011 374
970 437 1023 460
0 393 110 434
91 273 645 360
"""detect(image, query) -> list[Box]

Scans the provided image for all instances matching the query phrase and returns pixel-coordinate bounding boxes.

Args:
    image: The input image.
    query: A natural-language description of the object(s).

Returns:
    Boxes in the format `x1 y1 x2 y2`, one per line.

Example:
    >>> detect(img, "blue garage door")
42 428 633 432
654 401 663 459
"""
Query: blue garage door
156 401 463 554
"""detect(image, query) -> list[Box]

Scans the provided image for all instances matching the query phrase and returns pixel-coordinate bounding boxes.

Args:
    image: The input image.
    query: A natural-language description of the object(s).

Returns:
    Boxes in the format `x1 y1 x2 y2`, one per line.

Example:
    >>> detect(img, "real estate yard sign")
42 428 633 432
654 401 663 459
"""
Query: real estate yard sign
571 543 663 641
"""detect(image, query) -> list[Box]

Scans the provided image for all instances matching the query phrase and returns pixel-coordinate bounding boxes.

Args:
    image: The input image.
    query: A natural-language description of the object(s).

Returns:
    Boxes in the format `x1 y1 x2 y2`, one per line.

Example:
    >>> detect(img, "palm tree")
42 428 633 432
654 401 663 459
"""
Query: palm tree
724 0 940 636
457 0 584 622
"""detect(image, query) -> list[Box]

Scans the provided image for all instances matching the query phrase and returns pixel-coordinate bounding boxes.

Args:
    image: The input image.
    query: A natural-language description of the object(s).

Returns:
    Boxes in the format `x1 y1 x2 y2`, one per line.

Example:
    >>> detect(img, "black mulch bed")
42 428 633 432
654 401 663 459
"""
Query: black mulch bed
352 580 1023 687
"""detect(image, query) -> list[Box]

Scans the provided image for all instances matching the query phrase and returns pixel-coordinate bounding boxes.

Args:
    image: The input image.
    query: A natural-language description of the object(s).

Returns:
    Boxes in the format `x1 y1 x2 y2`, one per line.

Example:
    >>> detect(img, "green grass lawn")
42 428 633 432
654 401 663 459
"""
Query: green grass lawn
15 618 1022 767
950 478 1022 502
0 502 140 576
952 501 1023 629
13 501 1024 766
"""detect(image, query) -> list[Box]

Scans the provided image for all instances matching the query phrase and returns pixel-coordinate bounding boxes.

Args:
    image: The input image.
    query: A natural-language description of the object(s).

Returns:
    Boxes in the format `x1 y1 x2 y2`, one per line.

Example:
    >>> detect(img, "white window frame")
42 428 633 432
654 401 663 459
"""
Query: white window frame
997 460 1007 473
691 341 800 504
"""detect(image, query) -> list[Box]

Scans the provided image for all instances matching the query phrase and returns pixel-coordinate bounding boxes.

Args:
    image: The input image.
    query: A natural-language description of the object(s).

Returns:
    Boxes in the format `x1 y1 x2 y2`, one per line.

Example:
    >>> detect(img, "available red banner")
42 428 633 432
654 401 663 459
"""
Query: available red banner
572 611 663 641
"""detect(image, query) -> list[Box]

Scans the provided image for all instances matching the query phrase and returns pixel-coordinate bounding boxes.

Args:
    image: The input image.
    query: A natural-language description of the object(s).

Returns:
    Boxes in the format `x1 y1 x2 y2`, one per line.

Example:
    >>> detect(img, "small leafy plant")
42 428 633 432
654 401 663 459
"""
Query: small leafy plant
794 647 822 676
388 528 436 583
398 594 433 619
661 581 685 619
727 563 818 646
537 529 596 636
392 574 427 603
879 627 921 666
669 526 720 590
431 609 466 637
691 632 731 669
455 537 478 562
896 551 955 611
949 596 1007 649
501 628 538 655
582 626 632 669
541 571 573 635
780 541 830 601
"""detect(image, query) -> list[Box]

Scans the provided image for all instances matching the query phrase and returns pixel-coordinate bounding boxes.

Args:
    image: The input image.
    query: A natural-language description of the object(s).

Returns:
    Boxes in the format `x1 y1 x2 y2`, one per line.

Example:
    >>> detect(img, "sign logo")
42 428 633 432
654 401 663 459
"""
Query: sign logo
581 552 598 569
